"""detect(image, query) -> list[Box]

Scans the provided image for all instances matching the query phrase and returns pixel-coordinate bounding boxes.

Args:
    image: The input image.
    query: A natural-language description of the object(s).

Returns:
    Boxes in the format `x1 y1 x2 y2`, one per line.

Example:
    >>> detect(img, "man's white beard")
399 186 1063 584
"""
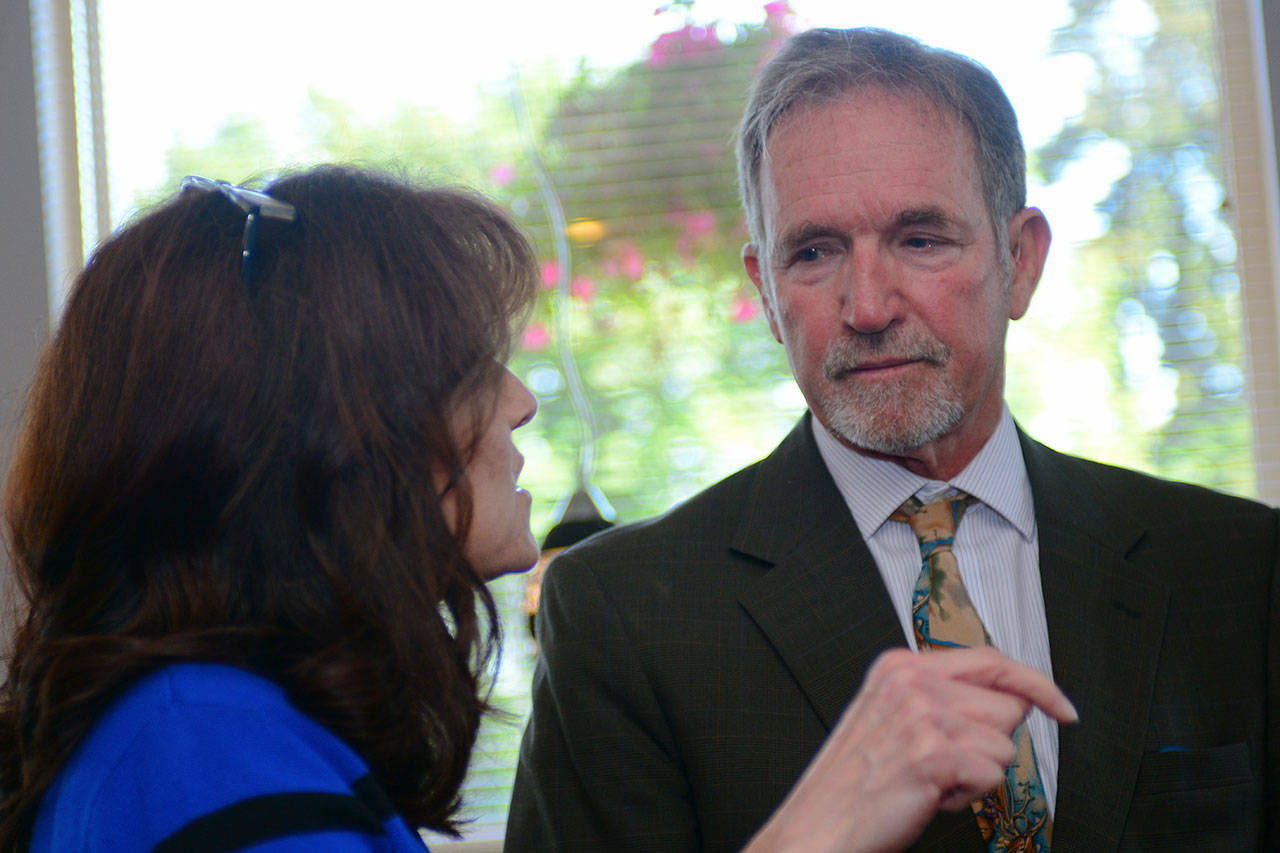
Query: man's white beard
816 328 965 455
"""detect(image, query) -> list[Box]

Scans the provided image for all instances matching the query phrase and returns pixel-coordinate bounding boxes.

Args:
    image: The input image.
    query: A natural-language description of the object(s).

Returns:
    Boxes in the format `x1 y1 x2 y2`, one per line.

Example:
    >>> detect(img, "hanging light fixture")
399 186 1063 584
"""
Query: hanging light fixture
510 69 615 640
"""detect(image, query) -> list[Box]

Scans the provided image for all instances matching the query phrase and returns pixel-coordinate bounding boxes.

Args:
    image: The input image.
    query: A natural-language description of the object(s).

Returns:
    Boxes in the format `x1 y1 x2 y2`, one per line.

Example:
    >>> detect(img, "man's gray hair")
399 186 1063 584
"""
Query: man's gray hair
736 28 1026 253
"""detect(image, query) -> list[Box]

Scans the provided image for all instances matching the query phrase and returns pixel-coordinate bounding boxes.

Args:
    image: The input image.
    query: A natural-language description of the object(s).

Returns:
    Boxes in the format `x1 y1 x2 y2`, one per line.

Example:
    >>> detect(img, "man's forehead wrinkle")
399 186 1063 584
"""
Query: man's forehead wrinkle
762 91 980 186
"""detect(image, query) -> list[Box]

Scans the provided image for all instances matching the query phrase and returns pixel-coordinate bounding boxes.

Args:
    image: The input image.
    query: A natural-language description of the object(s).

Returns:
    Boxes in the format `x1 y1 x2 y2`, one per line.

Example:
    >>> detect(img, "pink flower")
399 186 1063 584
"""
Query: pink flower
683 209 716 239
647 24 722 67
667 209 716 240
648 30 680 67
488 163 515 187
571 275 596 303
667 211 717 262
540 260 560 289
522 323 551 350
675 236 695 264
763 1 802 36
617 243 645 280
623 250 644 280
731 295 760 323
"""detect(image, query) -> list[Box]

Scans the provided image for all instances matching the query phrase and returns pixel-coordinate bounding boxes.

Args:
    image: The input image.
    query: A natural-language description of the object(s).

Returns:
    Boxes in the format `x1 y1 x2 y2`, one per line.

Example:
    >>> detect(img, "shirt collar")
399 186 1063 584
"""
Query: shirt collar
812 407 1035 541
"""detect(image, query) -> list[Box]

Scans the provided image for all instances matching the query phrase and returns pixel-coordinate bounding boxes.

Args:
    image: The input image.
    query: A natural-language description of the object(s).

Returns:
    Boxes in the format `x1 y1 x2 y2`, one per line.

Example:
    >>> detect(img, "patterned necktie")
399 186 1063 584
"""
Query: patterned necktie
891 492 1052 852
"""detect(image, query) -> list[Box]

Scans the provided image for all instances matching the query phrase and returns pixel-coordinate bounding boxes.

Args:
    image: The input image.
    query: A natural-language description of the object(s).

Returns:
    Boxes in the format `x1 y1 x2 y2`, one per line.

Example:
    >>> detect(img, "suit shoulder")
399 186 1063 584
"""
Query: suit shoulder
1033 441 1275 524
561 460 762 565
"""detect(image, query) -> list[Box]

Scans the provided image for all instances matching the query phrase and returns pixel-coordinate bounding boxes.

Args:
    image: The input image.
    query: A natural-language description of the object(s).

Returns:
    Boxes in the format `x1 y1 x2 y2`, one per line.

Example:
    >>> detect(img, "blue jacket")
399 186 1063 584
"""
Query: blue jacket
33 662 427 851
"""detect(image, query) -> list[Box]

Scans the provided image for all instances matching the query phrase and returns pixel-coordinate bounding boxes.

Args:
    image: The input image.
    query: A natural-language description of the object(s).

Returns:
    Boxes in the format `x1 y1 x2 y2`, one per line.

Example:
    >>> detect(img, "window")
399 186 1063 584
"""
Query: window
15 0 1277 843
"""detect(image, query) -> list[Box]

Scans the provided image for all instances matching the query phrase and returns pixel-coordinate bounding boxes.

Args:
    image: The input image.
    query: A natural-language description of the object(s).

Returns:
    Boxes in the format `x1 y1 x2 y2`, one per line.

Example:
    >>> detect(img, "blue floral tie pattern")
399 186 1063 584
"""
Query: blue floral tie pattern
891 493 1052 853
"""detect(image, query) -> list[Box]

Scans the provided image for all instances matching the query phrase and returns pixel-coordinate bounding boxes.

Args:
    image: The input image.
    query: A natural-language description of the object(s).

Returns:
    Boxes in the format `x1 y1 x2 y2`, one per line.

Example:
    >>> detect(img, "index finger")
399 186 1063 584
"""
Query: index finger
928 647 1079 723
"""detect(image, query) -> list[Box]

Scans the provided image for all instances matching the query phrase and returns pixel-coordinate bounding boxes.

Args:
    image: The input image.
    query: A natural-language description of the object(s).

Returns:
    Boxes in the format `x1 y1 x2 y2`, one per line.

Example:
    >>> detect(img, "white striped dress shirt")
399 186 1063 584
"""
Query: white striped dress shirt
812 407 1058 815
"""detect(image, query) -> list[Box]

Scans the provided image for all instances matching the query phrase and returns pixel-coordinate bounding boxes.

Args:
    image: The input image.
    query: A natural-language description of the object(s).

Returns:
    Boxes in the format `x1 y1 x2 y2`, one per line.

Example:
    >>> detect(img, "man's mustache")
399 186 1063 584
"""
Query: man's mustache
821 330 950 380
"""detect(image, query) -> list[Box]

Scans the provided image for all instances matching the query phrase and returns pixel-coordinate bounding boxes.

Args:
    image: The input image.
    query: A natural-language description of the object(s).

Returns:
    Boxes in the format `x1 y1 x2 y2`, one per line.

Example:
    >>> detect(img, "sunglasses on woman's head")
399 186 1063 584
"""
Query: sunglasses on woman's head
181 175 297 294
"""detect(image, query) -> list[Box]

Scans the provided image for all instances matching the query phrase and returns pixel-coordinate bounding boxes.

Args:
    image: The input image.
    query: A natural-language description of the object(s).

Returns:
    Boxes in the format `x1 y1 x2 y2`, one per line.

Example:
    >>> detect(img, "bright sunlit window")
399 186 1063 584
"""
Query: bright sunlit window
77 0 1256 840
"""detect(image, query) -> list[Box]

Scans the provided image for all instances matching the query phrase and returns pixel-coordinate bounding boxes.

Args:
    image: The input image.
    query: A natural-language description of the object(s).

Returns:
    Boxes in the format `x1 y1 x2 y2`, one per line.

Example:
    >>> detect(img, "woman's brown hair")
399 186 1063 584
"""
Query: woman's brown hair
0 165 537 845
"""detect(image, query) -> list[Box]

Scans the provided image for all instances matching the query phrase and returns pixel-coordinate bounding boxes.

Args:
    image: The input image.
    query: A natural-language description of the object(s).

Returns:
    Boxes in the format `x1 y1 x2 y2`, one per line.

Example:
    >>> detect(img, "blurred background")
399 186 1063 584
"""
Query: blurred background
7 0 1280 842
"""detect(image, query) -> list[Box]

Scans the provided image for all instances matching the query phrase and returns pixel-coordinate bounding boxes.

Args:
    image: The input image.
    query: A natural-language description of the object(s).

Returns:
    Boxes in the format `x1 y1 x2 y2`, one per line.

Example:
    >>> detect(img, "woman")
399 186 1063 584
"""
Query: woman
0 166 538 849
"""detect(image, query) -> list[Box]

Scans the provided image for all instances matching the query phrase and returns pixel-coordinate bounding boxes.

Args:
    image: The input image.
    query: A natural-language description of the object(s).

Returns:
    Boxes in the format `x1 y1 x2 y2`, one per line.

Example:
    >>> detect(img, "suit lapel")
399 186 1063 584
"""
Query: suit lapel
735 419 984 852
1020 434 1169 851
735 418 905 730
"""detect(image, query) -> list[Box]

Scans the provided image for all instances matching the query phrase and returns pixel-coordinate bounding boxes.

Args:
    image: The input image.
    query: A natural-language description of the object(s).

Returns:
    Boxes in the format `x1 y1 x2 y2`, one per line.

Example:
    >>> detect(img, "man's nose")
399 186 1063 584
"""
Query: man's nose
839 247 901 334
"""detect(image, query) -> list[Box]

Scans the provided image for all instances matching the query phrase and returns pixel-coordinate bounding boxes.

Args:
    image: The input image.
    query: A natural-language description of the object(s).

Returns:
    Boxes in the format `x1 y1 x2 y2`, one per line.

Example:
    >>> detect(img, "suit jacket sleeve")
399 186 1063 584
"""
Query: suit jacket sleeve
505 548 701 853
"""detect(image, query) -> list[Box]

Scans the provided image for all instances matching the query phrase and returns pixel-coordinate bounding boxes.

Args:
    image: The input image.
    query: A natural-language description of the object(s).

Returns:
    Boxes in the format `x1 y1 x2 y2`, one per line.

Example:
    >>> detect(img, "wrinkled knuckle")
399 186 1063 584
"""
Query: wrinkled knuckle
935 709 966 738
913 719 955 758
897 689 938 723
881 651 927 690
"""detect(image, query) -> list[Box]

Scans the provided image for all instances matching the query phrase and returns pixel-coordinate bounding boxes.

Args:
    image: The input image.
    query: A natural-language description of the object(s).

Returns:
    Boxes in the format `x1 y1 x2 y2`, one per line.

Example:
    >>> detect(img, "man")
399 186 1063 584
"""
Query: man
507 27 1277 852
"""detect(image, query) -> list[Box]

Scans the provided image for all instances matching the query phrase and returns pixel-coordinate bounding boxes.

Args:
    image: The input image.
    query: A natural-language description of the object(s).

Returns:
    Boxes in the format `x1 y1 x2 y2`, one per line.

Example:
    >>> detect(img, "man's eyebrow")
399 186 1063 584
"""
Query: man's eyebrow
893 206 953 230
771 208 963 255
770 222 845 261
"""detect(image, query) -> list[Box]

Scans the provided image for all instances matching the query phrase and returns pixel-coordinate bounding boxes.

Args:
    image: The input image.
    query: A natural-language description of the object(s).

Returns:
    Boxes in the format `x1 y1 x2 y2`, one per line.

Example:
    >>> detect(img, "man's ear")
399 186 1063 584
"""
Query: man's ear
1006 207 1051 321
742 242 783 343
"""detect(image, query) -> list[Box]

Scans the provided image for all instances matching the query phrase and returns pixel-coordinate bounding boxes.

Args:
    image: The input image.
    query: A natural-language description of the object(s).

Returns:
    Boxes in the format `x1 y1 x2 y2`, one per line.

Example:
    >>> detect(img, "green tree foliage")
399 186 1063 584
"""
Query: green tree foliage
151 117 278 209
1031 0 1254 495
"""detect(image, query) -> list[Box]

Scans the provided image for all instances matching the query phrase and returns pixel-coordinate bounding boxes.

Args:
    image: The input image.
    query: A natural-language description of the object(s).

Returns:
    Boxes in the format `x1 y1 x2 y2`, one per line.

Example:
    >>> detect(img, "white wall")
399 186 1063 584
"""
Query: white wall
0 1 51 623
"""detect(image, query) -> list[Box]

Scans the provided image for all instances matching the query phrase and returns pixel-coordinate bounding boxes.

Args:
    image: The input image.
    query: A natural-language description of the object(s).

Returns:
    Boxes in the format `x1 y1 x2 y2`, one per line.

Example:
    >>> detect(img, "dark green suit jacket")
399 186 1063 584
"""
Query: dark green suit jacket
507 418 1278 851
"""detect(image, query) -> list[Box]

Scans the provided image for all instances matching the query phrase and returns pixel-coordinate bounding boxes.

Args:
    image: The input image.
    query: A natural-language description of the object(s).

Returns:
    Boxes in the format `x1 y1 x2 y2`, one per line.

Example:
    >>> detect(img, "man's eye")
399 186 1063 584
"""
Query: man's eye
903 236 938 250
795 246 825 262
